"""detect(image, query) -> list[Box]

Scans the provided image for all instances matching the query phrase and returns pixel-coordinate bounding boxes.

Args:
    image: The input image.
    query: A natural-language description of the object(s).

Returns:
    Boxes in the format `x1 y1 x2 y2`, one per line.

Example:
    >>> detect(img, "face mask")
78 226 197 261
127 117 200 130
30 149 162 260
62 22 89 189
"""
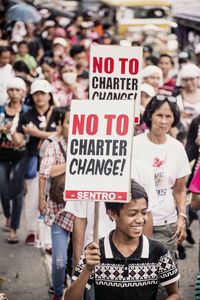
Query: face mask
62 72 77 85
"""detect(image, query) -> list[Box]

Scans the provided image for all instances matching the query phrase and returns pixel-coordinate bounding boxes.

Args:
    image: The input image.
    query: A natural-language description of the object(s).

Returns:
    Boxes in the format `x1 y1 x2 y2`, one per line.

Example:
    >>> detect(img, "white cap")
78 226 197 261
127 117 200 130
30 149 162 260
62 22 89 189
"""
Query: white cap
44 20 56 28
7 77 26 91
179 63 200 79
195 43 200 55
30 79 52 95
141 83 155 97
53 37 67 48
142 65 163 87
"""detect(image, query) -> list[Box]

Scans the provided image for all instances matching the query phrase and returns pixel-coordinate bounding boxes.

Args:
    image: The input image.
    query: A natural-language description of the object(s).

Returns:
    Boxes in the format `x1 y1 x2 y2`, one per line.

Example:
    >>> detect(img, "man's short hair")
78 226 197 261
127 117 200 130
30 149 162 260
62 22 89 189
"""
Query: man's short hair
70 45 86 58
105 180 148 216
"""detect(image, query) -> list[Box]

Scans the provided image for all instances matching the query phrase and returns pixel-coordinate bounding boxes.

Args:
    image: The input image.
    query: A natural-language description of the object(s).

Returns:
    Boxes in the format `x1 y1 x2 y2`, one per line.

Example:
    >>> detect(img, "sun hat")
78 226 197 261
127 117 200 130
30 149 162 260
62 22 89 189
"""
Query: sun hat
141 83 155 97
7 77 26 91
30 79 52 95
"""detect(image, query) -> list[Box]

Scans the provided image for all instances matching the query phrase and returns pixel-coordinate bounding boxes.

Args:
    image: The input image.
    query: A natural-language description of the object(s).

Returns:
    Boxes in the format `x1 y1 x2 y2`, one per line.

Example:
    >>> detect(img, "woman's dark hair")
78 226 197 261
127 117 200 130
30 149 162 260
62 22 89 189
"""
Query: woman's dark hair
41 56 57 68
13 60 30 74
105 180 148 216
53 106 70 126
143 96 180 129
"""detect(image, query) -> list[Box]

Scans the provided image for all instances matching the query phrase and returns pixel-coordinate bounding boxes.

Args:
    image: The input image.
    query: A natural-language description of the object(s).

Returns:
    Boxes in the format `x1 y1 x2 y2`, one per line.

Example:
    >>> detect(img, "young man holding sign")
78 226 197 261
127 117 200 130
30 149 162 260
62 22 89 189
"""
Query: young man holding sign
64 180 182 300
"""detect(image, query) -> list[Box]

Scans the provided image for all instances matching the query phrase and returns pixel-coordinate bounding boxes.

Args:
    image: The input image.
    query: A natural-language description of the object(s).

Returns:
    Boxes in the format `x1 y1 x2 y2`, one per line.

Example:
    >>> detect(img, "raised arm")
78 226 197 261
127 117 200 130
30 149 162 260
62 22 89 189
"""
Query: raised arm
63 242 100 300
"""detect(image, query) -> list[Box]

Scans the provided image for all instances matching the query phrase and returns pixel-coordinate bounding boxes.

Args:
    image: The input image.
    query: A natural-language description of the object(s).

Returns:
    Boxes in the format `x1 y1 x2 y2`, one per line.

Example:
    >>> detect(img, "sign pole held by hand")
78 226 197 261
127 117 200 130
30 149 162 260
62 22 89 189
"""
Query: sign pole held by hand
93 202 100 243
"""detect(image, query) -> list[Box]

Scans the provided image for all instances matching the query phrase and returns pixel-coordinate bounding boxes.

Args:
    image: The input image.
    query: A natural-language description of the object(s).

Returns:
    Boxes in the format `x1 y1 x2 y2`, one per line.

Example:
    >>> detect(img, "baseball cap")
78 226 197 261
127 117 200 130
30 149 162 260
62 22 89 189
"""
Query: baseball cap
7 77 26 91
30 79 52 95
44 20 56 28
53 37 67 48
141 83 155 97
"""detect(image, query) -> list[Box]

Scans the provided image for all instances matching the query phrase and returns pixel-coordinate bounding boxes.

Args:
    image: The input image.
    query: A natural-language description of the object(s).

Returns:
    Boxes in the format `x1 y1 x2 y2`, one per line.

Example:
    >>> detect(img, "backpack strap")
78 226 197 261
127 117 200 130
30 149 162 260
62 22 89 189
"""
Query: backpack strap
58 141 67 162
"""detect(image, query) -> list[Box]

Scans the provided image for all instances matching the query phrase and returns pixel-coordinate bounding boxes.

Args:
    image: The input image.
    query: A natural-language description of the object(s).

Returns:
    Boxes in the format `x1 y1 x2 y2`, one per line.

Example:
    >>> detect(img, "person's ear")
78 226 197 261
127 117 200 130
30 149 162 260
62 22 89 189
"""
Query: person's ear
106 209 117 222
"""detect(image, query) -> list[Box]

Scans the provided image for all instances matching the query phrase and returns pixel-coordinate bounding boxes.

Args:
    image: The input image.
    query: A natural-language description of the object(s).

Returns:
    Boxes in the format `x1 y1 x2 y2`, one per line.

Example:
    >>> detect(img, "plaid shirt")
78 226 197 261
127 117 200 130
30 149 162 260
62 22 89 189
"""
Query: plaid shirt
40 136 74 231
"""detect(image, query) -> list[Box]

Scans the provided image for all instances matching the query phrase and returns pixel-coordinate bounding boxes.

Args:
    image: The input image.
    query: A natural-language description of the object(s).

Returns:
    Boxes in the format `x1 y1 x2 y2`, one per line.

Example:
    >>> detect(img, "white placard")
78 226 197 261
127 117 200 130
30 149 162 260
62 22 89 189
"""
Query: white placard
89 45 143 124
64 100 134 202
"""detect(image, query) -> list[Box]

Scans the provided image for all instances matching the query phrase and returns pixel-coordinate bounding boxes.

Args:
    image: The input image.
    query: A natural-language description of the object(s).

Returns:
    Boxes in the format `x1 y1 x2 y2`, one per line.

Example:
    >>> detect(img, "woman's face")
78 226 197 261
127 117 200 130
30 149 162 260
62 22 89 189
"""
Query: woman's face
144 73 160 91
7 88 24 103
182 77 199 93
32 91 51 108
61 65 77 75
150 101 174 136
42 63 55 82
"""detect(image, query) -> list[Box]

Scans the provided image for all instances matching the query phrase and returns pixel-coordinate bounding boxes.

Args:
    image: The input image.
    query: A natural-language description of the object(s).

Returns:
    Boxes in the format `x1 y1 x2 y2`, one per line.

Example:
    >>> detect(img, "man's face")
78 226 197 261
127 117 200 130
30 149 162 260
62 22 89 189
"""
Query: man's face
109 198 148 239
158 56 172 76
18 44 28 56
74 51 87 68
0 51 10 67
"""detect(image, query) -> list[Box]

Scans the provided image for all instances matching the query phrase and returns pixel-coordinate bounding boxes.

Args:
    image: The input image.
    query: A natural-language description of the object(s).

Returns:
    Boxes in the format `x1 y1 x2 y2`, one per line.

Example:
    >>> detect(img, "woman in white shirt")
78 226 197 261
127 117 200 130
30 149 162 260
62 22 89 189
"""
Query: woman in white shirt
133 94 191 263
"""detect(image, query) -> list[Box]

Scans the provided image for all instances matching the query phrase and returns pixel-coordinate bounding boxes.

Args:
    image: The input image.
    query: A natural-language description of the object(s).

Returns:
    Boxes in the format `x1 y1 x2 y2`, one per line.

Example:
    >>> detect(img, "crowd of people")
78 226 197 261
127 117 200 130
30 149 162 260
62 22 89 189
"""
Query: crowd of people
1 2 200 300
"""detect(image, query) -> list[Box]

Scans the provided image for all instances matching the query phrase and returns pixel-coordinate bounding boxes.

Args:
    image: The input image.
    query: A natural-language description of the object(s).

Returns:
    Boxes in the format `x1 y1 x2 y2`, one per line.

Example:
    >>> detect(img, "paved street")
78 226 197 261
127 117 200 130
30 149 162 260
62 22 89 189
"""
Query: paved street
0 208 51 300
0 203 199 300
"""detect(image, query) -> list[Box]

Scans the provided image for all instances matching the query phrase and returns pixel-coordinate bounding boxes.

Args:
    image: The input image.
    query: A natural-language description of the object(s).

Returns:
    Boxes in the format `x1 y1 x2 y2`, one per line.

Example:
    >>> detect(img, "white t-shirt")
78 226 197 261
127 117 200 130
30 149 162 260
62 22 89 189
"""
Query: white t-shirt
65 158 157 248
177 94 200 129
0 64 13 105
133 133 191 226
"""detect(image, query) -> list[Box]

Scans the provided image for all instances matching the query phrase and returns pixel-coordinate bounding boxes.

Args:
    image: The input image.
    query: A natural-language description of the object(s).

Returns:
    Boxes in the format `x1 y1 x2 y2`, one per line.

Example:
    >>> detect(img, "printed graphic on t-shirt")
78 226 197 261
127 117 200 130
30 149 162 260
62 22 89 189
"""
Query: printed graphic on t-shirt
153 156 167 197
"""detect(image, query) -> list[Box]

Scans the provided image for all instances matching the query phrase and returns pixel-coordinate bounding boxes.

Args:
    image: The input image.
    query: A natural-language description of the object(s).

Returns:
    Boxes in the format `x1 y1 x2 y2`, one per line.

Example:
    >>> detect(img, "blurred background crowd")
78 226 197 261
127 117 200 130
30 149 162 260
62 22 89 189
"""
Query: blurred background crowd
1 0 200 299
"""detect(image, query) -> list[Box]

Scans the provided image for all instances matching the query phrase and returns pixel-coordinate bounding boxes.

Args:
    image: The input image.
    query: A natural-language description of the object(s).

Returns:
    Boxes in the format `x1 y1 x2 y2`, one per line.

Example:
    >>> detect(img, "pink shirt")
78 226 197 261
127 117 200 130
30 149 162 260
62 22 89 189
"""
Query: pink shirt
51 79 87 107
188 165 200 193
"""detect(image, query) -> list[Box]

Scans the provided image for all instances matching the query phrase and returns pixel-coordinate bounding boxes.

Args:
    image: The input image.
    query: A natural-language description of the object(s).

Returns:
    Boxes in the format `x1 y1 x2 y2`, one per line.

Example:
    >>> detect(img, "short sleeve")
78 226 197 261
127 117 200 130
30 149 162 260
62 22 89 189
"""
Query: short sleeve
39 142 57 178
188 165 200 193
39 139 51 158
65 200 87 218
158 250 180 287
72 251 94 290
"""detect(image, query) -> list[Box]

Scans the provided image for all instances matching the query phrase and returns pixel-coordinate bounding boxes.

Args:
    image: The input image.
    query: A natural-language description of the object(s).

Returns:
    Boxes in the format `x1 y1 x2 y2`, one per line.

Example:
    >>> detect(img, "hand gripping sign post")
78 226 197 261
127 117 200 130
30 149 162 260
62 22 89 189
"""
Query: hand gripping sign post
64 100 135 241
89 44 143 124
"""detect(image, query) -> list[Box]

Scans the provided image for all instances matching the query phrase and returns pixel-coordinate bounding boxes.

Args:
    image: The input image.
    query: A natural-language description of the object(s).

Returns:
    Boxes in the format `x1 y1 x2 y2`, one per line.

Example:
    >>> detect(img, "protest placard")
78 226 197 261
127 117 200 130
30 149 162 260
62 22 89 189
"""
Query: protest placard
64 100 135 203
89 44 142 124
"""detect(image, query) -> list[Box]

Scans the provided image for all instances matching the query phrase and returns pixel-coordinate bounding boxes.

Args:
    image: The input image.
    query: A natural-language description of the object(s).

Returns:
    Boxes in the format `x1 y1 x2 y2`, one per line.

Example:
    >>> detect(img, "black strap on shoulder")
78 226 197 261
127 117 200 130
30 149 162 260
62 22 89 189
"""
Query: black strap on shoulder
58 141 67 162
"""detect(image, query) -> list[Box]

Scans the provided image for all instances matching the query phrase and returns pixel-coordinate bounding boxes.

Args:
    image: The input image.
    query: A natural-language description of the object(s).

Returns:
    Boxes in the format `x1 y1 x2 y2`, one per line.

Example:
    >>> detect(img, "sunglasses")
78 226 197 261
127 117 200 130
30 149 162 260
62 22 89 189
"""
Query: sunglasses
155 94 177 103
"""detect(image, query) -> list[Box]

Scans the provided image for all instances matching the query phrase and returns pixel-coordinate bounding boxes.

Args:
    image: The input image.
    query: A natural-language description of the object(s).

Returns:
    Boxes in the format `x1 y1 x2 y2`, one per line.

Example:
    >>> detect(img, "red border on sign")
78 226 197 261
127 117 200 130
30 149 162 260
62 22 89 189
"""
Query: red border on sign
64 190 128 201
